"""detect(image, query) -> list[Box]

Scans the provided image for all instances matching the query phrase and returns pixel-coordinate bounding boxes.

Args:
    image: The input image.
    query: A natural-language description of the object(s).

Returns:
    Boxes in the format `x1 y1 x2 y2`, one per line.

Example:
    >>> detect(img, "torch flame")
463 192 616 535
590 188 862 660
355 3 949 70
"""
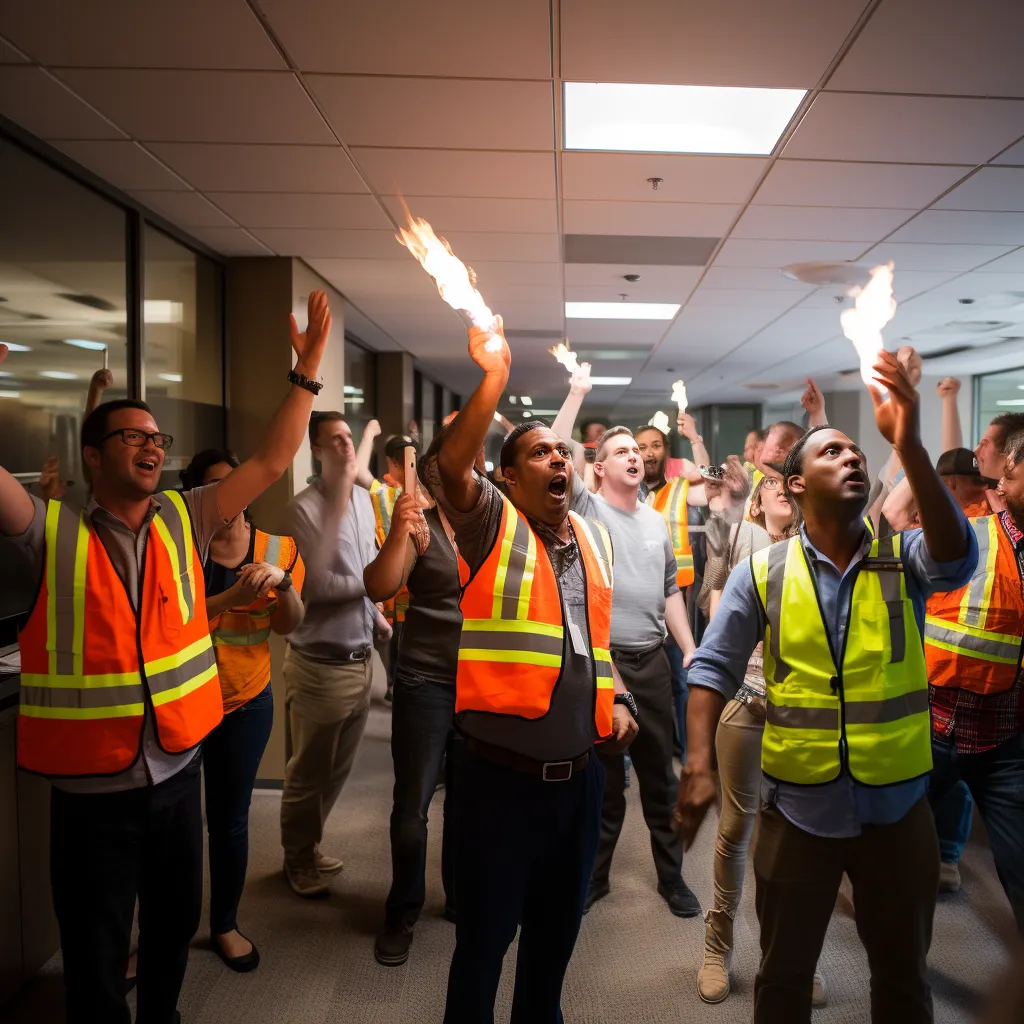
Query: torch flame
396 214 502 351
649 411 670 434
549 342 580 375
671 379 688 413
840 262 897 393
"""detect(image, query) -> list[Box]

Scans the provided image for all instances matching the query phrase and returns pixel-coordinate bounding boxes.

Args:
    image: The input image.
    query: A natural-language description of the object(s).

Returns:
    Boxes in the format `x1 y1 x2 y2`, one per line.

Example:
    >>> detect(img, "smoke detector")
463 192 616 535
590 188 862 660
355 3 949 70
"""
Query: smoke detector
781 262 871 288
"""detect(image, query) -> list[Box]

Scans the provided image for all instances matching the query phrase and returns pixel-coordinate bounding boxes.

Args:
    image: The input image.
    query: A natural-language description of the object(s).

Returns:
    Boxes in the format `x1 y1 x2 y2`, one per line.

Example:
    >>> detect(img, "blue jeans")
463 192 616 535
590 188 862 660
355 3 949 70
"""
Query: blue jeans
444 748 605 1024
385 671 457 928
666 636 688 763
933 780 973 864
929 732 1024 932
202 682 275 935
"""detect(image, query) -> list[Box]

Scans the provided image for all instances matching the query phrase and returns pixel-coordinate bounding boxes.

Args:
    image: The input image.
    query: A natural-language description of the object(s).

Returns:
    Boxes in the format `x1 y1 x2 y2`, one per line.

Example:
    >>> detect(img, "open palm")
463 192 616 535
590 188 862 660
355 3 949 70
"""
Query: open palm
870 350 920 451
289 290 331 375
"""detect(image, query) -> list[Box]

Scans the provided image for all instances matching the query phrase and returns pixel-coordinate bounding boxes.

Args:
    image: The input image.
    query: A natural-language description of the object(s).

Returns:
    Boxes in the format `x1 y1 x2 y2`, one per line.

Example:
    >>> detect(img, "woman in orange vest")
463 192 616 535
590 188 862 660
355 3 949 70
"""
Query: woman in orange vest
180 449 306 972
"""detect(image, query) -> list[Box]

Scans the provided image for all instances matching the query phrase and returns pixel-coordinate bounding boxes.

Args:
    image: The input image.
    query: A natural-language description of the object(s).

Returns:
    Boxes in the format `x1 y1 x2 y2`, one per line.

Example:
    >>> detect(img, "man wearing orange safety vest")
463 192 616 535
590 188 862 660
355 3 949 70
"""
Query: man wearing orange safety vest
0 290 333 1024
925 430 1024 932
426 317 637 1022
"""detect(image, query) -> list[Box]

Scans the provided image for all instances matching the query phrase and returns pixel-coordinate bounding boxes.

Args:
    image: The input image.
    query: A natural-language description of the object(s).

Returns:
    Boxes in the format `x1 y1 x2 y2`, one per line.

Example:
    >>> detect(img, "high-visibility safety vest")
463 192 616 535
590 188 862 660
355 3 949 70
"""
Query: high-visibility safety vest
457 494 616 740
17 492 224 777
210 530 304 713
752 532 932 786
925 515 1024 695
648 477 694 587
369 479 410 622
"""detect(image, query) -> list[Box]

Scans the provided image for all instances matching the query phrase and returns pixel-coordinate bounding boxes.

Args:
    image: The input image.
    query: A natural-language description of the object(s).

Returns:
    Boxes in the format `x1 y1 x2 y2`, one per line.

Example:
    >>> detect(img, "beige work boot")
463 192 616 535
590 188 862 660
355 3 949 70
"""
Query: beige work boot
698 949 731 1004
315 848 344 875
812 971 828 1008
284 861 329 898
938 860 961 894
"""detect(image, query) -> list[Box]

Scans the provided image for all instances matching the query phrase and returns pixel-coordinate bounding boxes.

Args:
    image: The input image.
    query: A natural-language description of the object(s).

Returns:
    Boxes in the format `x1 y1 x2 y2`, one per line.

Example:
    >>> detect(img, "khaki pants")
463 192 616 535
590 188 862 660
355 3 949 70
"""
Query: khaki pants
705 698 764 956
280 645 372 869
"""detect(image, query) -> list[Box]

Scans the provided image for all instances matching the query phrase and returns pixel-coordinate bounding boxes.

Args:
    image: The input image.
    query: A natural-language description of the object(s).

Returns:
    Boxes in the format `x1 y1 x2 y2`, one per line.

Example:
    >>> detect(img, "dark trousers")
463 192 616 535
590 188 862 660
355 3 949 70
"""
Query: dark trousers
203 682 275 935
386 671 457 928
666 635 688 762
929 732 1024 931
443 747 605 1024
592 645 683 889
753 797 938 1024
50 753 203 1024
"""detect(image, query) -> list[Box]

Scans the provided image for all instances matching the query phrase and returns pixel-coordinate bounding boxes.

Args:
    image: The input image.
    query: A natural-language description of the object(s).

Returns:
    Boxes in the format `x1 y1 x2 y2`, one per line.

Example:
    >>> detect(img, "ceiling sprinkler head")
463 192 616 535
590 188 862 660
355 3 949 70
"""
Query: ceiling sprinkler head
647 177 663 191
624 274 641 282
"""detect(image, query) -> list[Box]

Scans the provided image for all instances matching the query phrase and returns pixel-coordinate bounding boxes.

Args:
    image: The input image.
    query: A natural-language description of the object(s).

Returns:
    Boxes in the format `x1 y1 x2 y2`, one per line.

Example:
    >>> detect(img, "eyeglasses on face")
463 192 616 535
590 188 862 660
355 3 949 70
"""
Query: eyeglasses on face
761 476 782 490
99 429 174 450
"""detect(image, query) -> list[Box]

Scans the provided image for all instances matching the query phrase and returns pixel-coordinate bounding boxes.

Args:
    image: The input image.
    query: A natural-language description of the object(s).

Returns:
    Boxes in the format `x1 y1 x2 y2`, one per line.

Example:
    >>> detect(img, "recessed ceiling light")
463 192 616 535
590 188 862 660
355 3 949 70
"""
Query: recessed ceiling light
1017 384 1024 390
508 395 517 405
40 370 79 380
64 338 108 351
520 396 533 406
523 411 532 418
0 342 31 352
566 302 679 320
158 372 183 383
144 300 184 324
590 377 633 386
0 390 20 398
996 399 1024 407
564 82 805 155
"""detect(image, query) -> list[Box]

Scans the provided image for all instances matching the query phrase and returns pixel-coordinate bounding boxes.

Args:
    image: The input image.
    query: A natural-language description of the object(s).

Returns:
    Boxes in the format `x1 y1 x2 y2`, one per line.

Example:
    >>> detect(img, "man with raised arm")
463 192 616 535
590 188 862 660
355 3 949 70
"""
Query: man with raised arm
0 290 332 1024
676 351 976 1023
424 317 637 1023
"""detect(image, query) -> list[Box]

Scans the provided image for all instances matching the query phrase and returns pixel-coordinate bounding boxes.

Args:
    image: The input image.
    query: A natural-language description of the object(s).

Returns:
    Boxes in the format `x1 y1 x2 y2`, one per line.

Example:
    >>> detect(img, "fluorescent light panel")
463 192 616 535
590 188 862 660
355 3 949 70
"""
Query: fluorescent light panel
64 338 107 351
40 370 79 380
519 396 533 406
144 300 184 324
997 399 1024 407
0 390 20 398
158 372 183 383
0 342 31 352
566 302 679 320
590 376 633 386
564 82 806 155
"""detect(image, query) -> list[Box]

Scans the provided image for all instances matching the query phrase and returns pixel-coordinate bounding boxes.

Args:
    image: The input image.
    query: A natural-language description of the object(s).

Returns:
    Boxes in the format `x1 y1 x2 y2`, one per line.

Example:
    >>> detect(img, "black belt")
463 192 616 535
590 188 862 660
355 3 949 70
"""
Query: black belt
464 737 590 782
610 640 664 665
342 646 372 663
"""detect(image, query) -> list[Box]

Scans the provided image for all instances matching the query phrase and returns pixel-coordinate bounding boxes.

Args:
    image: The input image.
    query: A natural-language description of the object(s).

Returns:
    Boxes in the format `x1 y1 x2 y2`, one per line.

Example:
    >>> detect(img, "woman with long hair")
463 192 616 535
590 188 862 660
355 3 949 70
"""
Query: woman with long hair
180 448 306 973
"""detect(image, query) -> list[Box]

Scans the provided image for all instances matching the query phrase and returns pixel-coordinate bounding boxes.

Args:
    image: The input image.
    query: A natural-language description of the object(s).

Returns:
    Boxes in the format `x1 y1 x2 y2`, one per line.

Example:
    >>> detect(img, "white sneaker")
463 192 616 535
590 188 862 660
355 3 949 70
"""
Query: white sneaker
812 971 828 1008
697 950 731 1004
315 850 344 875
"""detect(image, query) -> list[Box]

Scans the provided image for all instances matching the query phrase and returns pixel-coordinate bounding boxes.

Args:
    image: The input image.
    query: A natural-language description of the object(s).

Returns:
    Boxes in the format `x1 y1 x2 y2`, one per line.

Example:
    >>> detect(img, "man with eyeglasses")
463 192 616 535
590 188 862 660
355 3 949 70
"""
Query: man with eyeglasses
0 289 333 1024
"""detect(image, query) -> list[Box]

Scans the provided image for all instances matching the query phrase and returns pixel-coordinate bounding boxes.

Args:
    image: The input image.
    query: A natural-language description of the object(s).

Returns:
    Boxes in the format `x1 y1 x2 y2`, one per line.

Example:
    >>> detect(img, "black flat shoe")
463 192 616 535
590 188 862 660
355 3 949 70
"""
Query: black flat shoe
125 974 137 995
211 932 260 973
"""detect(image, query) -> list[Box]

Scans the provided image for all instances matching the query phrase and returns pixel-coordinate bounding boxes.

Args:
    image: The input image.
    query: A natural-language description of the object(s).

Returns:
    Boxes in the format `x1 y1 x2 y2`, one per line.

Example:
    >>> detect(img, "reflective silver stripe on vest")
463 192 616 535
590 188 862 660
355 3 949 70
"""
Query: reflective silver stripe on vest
146 642 217 697
766 703 836 730
963 518 992 628
668 477 685 549
923 620 1022 661
264 534 281 566
765 542 791 682
500 512 534 621
844 688 929 725
595 658 614 680
49 502 85 676
868 534 906 664
587 517 613 569
20 682 146 711
459 630 562 657
154 492 195 625
377 489 393 535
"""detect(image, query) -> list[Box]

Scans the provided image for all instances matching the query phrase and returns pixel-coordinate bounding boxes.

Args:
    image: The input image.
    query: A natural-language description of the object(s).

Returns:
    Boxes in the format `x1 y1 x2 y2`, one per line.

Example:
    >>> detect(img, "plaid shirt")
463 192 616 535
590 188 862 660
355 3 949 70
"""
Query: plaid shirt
930 676 1024 755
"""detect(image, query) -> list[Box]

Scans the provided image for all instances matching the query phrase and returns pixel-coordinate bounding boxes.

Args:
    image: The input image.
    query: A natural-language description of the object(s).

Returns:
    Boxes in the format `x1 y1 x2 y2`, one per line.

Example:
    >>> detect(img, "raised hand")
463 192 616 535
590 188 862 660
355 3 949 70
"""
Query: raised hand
392 491 431 555
800 378 825 424
468 314 510 378
677 410 699 440
90 369 114 392
38 456 65 501
363 419 381 442
289 290 332 377
896 345 923 388
569 361 592 396
870 350 921 452
936 377 961 399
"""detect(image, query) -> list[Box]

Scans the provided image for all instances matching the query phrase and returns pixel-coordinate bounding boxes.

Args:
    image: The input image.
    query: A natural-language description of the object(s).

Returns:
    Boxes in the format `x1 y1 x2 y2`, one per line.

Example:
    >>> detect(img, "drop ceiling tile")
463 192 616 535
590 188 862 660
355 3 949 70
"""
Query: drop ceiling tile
147 143 368 193
797 271 963 305
783 93 1024 164
993 139 1024 165
353 148 555 200
249 228 405 259
733 205 916 242
562 152 766 204
0 1 284 69
304 258 438 298
384 196 557 235
259 0 550 79
889 211 1024 246
932 168 1024 212
560 0 865 88
0 66 125 140
308 76 553 150
755 160 968 209
700 266 816 291
185 226 273 257
688 287 803 311
860 242 1014 272
566 235 717 266
564 265 702 292
714 238 865 268
566 320 667 345
563 201 738 238
663 304 785 345
827 0 1024 97
972 248 1024 274
58 69 336 144
438 232 561 263
130 190 235 229
51 141 188 191
206 192 391 230
467 262 562 286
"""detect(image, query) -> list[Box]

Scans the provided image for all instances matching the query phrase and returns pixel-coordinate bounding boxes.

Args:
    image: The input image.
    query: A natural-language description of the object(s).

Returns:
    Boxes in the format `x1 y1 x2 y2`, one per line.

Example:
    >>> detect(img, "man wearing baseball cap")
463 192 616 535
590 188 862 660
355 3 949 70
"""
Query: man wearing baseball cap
936 448 997 517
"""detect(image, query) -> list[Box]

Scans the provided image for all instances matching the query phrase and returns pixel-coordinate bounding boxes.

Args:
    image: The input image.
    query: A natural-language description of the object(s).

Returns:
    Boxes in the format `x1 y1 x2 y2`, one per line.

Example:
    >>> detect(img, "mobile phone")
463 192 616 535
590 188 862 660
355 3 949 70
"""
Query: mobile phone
699 464 725 482
403 445 417 493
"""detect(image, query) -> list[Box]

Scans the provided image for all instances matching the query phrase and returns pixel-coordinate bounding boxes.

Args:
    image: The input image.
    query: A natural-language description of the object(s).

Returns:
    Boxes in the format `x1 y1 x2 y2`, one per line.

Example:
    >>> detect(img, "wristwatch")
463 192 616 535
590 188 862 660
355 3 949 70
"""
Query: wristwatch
614 691 639 721
276 570 293 592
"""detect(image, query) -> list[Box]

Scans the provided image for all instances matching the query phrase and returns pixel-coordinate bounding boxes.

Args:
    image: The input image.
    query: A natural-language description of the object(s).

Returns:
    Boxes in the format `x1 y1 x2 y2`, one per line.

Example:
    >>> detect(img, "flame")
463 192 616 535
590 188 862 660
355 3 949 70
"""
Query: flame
840 262 897 393
671 379 688 412
649 410 670 434
396 214 502 351
549 342 580 375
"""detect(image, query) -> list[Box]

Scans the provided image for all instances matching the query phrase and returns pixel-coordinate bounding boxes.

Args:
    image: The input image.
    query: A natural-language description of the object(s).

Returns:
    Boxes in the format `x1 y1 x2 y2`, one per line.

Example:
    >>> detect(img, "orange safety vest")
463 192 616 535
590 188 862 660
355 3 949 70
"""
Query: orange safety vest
648 476 694 587
17 492 224 777
456 494 615 740
925 515 1024 695
209 530 304 714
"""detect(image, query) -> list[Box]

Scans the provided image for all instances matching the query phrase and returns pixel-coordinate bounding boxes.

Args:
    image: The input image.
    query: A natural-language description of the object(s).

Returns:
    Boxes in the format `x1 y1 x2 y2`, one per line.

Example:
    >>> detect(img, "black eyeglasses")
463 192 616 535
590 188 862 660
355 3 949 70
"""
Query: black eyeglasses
99 429 174 450
761 477 782 490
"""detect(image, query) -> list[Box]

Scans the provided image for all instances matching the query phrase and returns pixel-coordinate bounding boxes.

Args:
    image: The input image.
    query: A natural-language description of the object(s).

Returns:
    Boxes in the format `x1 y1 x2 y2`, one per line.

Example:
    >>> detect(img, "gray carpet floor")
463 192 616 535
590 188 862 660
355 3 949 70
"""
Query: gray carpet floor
5 686 1017 1023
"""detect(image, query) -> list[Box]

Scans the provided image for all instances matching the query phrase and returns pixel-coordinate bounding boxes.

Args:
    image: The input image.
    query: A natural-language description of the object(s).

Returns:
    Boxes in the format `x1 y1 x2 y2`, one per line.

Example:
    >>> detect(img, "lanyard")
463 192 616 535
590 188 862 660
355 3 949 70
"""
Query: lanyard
999 510 1024 585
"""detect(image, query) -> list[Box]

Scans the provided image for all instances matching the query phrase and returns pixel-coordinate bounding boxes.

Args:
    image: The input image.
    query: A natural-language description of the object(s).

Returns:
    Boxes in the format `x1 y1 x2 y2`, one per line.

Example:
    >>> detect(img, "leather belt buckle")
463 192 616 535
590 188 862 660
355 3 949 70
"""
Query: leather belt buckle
542 760 573 782
347 646 371 662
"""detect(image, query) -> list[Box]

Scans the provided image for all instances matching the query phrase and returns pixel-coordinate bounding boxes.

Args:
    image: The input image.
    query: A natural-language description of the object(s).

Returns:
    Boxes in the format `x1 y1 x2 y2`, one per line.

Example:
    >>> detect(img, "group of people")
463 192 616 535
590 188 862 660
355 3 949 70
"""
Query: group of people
2 293 1024 1024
